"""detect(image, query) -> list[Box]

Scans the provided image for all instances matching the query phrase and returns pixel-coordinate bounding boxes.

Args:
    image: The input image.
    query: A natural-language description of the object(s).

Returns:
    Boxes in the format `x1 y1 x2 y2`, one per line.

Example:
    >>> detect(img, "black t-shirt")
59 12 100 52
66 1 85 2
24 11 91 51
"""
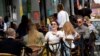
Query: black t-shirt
0 38 32 56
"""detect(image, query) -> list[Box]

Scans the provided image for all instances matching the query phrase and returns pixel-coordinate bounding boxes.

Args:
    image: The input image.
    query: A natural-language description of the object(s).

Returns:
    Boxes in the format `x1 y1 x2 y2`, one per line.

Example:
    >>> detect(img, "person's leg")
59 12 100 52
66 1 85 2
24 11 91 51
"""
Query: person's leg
89 42 95 56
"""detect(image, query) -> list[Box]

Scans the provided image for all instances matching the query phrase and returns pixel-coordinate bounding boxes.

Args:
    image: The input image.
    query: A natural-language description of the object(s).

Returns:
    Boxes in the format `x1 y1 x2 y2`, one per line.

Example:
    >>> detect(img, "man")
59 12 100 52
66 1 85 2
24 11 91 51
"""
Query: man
76 16 90 38
0 28 32 56
0 16 7 37
57 3 69 29
75 16 90 56
75 3 92 18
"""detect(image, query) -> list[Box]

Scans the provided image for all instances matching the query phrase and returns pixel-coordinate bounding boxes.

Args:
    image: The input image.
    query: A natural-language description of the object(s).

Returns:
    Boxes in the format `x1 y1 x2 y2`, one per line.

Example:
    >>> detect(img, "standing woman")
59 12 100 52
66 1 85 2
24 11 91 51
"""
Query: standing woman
45 20 62 56
62 22 80 56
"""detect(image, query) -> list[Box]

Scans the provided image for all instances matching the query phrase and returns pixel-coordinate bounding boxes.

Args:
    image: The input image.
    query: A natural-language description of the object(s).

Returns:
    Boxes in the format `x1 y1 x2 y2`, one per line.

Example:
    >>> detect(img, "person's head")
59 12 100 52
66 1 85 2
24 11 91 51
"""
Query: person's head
21 15 28 23
63 22 75 35
77 15 84 27
6 28 16 39
57 3 64 12
51 20 59 31
10 22 18 30
84 16 91 23
84 2 89 7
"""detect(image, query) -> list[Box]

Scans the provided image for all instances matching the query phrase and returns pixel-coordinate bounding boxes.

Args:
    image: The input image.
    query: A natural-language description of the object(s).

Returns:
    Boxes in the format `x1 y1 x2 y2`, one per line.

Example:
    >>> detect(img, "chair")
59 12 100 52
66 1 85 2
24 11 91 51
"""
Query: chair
21 46 33 56
27 45 44 56
21 47 25 56
40 42 61 56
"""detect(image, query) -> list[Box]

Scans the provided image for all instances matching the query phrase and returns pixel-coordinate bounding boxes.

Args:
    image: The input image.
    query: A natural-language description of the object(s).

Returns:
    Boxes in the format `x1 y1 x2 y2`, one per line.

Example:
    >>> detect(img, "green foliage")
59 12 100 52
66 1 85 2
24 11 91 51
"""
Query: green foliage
27 0 31 13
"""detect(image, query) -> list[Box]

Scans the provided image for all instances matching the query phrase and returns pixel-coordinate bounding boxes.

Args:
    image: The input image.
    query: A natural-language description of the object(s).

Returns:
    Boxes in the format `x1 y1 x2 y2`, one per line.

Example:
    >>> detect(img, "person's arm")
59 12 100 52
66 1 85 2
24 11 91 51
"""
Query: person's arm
74 32 80 41
44 32 49 42
91 25 99 34
57 13 62 28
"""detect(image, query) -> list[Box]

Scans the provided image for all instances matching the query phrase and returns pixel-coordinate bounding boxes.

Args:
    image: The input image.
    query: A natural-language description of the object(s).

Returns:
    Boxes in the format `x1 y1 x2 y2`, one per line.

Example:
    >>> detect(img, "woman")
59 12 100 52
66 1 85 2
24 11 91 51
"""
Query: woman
62 22 80 56
84 16 98 56
16 15 29 39
23 21 44 56
84 16 98 34
45 20 62 56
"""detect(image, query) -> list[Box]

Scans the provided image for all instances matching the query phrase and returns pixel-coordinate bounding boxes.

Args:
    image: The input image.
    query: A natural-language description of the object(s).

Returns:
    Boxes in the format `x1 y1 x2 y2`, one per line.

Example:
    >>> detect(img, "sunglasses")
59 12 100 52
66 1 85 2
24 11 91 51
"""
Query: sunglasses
51 23 57 25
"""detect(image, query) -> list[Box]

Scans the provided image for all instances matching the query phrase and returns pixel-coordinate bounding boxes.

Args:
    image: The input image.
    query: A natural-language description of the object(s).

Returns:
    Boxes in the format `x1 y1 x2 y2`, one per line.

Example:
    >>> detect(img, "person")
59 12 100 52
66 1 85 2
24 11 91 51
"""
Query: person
0 28 32 56
0 16 7 37
75 3 92 18
9 22 18 30
4 16 10 28
16 15 29 39
75 16 90 56
57 3 69 29
23 20 44 56
45 20 62 56
69 15 78 28
62 22 80 56
84 16 98 34
85 16 98 56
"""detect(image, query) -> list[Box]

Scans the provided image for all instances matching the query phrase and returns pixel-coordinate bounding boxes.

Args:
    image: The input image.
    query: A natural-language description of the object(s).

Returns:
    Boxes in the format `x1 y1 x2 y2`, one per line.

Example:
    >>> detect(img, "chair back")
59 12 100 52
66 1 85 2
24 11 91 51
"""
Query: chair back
21 47 25 56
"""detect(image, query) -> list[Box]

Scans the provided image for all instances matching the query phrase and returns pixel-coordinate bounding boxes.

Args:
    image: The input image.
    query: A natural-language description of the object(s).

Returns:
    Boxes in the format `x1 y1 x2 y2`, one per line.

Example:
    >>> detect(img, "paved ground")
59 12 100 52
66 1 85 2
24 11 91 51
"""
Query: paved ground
94 37 100 56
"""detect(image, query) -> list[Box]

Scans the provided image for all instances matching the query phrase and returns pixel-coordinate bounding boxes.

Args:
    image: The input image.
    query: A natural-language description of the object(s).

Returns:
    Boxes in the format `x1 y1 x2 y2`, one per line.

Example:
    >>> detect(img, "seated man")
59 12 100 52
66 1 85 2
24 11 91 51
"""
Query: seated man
0 28 32 56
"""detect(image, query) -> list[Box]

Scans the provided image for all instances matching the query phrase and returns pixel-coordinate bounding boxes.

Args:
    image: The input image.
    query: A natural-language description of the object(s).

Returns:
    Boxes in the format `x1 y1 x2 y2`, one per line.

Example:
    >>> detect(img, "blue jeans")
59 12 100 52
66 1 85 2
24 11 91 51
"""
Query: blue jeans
63 42 70 56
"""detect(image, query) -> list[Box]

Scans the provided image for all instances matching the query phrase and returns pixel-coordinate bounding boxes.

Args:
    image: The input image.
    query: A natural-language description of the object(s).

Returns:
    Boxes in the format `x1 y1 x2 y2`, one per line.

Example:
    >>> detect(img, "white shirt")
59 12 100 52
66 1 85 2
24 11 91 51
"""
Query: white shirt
57 10 69 28
4 23 7 31
45 31 63 56
45 31 63 43
61 31 79 48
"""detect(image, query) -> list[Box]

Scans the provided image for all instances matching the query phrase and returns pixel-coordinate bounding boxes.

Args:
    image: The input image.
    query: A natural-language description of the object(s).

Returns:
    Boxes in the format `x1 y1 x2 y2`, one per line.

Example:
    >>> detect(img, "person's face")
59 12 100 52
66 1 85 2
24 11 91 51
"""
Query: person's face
51 21 58 30
77 19 83 27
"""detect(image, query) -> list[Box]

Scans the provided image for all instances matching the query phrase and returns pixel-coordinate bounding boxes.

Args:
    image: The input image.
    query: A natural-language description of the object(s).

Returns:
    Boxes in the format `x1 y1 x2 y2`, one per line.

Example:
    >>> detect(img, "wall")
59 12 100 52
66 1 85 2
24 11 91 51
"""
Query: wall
62 0 70 15
31 0 40 23
0 0 5 17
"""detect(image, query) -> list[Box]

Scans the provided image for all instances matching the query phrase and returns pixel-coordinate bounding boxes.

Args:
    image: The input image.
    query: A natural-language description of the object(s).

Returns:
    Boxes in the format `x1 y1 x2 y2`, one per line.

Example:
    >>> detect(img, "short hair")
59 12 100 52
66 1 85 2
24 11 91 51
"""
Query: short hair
76 15 84 21
57 3 64 12
6 28 16 37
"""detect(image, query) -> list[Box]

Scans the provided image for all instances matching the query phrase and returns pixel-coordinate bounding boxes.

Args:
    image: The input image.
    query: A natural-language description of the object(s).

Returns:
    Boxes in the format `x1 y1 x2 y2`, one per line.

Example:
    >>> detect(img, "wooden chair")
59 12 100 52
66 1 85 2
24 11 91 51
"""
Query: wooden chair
21 47 25 56
71 46 80 56
27 45 44 56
